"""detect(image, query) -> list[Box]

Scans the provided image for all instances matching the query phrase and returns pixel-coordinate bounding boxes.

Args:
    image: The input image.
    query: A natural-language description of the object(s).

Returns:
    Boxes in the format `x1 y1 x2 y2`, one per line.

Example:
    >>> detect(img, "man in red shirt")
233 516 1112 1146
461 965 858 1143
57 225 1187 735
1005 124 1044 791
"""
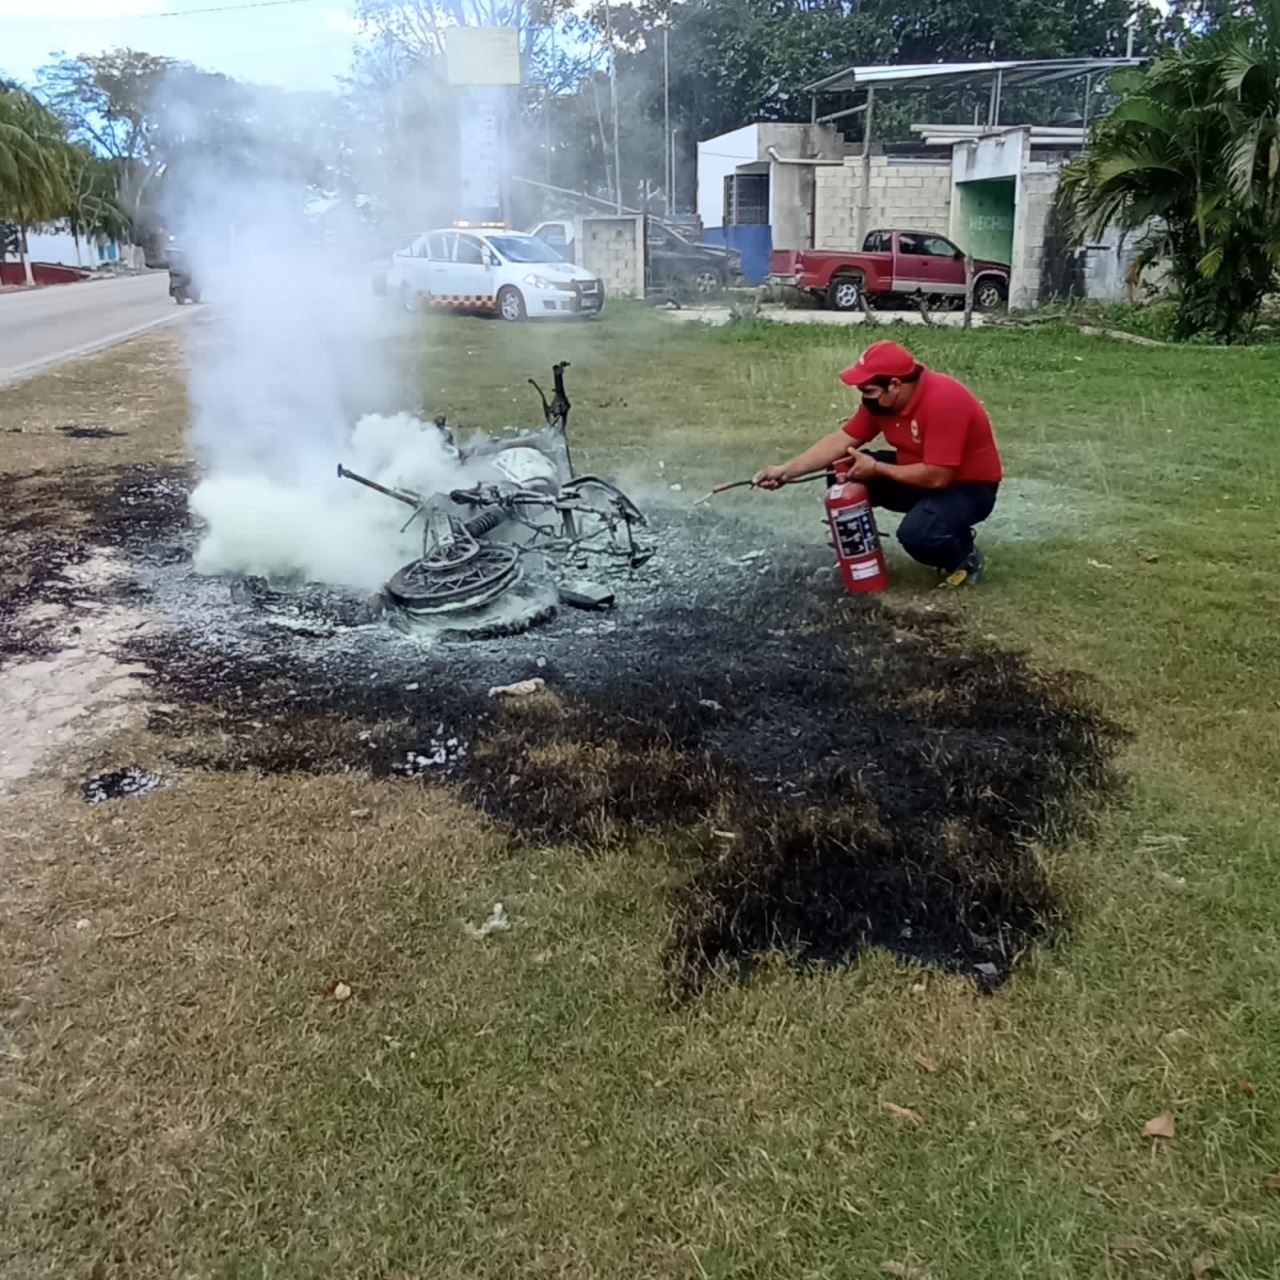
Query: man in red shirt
753 339 1002 587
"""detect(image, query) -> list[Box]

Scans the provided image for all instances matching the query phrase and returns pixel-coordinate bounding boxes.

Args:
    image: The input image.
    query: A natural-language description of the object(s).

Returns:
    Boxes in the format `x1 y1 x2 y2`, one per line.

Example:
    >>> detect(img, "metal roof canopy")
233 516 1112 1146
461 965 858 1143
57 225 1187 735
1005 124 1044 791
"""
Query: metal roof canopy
805 58 1142 96
806 58 1144 129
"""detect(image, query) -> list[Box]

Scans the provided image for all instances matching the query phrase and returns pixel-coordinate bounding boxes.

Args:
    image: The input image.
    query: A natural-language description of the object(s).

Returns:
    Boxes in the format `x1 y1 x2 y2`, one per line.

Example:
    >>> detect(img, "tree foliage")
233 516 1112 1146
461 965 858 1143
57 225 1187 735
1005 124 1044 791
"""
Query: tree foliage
33 50 351 255
37 51 226 246
1058 0 1280 341
0 85 72 231
0 81 129 277
65 152 132 249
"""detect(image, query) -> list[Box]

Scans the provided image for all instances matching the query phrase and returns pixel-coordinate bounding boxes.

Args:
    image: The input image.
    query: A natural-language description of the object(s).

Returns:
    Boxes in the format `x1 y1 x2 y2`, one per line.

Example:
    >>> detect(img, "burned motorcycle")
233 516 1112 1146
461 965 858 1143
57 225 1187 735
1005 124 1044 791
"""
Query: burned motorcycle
338 362 651 620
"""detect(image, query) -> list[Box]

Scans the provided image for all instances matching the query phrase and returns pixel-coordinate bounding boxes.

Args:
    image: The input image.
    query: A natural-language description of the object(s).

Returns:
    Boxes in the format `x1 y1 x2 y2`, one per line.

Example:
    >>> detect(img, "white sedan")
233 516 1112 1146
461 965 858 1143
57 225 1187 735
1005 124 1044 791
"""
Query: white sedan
385 227 605 321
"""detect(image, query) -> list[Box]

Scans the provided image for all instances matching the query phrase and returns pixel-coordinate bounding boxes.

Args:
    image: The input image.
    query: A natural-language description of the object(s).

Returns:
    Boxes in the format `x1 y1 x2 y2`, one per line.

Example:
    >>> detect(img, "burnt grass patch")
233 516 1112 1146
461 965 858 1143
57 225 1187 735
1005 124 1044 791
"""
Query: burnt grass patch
0 469 98 664
11 463 1125 996
129 596 1122 998
0 465 192 666
58 424 126 439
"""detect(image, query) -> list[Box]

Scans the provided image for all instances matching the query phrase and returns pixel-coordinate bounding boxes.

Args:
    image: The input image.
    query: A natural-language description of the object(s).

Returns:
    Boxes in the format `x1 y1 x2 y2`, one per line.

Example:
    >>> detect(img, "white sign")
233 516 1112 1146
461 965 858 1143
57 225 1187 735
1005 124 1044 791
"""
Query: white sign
445 26 521 87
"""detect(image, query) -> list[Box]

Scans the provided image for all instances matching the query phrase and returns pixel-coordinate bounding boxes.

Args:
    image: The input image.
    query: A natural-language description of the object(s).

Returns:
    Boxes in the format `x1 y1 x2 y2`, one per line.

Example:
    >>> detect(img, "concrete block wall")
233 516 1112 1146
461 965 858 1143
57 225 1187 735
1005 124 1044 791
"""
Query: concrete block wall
814 157 952 249
581 216 645 298
1010 170 1058 309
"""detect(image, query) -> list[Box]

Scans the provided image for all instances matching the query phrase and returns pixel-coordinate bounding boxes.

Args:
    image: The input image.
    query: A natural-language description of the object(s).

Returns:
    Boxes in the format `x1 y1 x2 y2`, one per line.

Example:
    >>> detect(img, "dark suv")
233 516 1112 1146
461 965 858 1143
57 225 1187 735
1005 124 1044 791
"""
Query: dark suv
646 220 743 294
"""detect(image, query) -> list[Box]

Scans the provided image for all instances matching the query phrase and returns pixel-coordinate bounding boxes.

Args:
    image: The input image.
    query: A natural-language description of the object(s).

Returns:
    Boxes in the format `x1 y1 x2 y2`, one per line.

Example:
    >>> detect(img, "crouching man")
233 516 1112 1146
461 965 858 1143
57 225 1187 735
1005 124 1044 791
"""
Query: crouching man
753 340 1002 587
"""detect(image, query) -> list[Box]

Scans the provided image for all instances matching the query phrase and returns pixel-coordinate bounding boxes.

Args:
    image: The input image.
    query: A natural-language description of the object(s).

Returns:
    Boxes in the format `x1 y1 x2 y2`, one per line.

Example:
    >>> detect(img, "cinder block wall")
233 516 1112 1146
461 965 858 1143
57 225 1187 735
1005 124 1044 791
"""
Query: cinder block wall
581 217 644 298
814 157 953 248
1010 171 1058 309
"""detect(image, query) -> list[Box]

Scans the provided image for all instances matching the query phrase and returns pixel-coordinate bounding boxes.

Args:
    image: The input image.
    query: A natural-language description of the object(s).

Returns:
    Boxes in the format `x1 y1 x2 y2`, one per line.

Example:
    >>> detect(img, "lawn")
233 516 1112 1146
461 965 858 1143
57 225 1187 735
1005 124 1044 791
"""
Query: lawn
1 309 1278 1280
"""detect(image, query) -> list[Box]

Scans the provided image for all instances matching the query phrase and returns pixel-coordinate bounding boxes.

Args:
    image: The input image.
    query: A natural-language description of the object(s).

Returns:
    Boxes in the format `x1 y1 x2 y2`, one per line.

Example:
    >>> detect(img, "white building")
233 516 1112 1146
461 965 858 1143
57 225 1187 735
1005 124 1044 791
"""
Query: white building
19 225 135 269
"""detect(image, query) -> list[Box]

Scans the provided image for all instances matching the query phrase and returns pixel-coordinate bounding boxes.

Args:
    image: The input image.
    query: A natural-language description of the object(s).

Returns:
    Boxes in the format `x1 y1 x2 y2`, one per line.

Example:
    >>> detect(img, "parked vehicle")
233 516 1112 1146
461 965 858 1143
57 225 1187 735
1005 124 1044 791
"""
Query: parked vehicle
385 225 605 321
528 217 744 294
646 220 743 293
769 230 1010 312
167 246 200 305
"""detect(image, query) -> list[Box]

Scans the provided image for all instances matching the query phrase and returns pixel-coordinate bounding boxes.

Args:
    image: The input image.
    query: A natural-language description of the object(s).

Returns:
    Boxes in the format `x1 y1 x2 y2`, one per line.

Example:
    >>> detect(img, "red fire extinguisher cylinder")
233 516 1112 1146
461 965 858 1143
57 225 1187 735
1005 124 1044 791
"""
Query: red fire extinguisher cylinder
824 471 890 594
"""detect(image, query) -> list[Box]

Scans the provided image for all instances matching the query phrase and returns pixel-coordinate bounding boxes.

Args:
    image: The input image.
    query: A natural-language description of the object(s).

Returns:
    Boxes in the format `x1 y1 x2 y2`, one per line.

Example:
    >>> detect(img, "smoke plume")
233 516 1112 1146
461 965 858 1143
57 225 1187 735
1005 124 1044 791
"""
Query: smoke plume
158 71 458 592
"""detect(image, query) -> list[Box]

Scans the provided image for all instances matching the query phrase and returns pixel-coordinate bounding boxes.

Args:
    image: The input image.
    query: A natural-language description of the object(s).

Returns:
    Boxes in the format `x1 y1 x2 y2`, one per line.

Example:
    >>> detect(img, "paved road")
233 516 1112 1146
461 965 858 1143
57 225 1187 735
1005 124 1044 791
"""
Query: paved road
0 273 185 386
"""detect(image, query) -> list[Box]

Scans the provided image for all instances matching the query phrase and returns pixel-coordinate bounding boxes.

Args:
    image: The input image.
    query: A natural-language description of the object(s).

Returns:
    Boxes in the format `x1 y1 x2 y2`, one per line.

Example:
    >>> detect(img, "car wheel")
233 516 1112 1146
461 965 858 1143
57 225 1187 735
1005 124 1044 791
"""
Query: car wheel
827 275 863 311
497 286 527 322
974 277 1008 311
399 282 419 313
692 267 721 294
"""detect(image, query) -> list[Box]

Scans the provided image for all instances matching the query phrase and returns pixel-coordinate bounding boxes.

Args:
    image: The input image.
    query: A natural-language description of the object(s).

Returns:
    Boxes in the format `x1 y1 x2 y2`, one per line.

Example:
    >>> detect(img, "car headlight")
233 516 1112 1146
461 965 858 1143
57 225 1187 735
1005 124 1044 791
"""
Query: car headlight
524 273 551 289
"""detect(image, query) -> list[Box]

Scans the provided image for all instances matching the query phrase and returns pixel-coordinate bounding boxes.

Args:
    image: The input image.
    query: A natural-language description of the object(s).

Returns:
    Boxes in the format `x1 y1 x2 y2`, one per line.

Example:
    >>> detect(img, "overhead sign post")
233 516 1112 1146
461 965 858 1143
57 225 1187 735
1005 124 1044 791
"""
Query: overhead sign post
446 27 522 224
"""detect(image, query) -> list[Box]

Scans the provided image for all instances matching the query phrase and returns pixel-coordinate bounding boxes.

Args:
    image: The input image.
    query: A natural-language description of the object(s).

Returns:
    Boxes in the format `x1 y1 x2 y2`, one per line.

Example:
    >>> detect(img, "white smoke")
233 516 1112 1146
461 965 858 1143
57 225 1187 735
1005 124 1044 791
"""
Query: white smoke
158 72 468 592
190 413 474 592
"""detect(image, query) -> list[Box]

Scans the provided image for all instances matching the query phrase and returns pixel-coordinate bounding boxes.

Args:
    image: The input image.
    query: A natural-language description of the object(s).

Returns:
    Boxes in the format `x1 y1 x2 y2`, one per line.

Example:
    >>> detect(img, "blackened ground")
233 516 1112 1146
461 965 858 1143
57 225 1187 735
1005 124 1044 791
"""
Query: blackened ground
0 466 191 665
58 425 127 439
13 463 1125 996
0 470 98 664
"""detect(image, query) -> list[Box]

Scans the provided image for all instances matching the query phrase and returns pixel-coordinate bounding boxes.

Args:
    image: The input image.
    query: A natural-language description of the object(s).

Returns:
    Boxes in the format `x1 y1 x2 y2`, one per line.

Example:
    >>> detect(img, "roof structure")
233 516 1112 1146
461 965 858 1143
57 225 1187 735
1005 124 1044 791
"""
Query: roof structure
804 57 1145 97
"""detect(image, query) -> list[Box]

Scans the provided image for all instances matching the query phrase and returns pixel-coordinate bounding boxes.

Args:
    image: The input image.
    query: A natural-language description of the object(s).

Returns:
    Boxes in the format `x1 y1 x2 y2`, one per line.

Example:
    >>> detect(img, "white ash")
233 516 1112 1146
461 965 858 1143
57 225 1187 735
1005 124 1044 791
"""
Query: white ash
393 729 468 776
82 767 167 805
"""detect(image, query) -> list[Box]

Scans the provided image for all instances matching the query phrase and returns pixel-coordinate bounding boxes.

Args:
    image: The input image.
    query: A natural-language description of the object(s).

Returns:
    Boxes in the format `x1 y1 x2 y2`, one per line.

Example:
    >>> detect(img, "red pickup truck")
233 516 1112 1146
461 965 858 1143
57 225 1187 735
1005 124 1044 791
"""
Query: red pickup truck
770 229 1010 312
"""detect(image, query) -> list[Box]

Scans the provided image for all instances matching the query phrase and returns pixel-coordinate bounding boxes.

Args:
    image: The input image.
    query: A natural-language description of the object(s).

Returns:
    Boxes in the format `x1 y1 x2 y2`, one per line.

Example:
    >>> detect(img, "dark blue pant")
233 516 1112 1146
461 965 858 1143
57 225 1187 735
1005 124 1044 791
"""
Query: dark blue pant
860 450 998 572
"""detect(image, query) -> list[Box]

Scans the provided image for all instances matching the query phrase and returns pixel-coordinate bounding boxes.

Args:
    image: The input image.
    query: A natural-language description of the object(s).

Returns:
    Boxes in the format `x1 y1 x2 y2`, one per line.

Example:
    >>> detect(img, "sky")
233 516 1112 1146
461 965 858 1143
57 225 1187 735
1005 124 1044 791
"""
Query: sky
0 0 363 92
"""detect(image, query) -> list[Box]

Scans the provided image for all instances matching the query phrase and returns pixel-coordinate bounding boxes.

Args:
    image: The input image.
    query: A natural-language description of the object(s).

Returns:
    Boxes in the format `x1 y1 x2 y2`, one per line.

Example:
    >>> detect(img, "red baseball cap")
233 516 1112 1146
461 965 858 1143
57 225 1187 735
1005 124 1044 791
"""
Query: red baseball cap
838 340 918 387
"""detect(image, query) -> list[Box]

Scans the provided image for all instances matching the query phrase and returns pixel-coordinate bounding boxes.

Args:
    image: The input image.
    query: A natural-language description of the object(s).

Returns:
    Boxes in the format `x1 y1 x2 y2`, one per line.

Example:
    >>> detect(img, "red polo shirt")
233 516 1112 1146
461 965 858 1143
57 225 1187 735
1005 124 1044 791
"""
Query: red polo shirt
842 368 1003 484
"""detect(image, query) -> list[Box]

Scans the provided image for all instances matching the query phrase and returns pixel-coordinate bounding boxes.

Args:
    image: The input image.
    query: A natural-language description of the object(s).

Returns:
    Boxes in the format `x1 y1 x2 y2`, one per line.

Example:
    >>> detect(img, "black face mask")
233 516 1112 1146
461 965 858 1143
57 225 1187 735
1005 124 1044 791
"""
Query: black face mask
861 395 894 416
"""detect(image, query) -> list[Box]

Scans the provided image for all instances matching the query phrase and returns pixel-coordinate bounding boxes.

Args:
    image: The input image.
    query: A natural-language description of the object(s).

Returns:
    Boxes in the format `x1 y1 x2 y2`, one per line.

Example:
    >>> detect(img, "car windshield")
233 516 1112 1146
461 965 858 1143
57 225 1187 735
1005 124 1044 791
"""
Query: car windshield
487 235 565 264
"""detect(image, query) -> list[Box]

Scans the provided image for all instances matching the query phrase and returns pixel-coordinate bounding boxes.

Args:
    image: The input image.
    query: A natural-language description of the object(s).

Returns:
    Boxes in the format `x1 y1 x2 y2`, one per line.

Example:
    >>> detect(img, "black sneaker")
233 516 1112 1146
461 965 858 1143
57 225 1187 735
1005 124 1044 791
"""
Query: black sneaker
938 547 984 588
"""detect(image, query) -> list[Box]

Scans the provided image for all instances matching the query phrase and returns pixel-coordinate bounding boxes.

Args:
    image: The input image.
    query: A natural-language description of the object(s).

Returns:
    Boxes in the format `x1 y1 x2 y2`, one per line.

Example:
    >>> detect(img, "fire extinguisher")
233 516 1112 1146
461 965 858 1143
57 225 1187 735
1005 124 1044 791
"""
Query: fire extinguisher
824 467 890 594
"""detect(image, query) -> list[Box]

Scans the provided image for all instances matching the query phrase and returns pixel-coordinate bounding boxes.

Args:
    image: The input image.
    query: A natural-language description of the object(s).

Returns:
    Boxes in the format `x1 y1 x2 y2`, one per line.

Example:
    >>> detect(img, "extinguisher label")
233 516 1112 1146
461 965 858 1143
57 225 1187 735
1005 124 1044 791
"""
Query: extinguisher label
831 505 878 558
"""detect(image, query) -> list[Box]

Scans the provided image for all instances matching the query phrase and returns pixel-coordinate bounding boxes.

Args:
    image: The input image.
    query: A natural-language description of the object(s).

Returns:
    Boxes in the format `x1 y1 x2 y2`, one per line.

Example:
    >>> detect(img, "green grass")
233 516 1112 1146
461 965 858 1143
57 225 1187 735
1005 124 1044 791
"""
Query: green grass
4 311 1280 1279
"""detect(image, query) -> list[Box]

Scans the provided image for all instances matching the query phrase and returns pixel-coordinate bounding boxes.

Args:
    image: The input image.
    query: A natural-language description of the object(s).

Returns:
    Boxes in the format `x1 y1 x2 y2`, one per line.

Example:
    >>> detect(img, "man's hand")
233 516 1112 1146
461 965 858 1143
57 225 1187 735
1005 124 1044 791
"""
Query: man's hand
844 447 878 482
752 464 791 490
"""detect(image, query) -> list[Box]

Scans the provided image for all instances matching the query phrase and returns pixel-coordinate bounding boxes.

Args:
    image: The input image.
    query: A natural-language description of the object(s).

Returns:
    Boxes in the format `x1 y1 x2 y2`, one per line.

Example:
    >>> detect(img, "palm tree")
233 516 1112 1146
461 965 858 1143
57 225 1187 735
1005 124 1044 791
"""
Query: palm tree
0 85 74 285
1058 0 1280 342
65 151 131 266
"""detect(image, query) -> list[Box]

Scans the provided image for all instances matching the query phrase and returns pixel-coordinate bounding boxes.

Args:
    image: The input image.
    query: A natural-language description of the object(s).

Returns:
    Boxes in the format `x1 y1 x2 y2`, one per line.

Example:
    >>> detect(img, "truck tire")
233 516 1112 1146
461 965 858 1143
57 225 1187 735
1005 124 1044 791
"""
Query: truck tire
399 282 419 313
498 286 527 322
827 274 863 312
974 276 1008 311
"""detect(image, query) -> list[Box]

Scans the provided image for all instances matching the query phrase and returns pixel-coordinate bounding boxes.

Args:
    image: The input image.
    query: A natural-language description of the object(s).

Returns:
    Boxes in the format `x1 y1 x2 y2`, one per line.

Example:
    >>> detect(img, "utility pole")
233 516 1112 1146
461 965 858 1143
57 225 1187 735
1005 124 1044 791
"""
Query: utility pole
663 26 671 210
545 23 554 184
671 127 680 214
605 0 622 213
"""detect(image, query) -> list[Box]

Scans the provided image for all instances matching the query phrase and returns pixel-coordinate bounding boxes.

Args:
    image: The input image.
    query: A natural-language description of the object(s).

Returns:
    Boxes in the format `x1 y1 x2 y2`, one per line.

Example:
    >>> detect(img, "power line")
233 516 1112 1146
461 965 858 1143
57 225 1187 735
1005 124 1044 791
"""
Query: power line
8 0 335 23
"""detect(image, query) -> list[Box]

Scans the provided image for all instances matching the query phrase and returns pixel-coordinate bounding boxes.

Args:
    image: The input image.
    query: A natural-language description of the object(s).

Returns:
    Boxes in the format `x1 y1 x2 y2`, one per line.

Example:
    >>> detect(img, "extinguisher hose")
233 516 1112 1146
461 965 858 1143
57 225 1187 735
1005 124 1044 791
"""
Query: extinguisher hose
695 468 830 505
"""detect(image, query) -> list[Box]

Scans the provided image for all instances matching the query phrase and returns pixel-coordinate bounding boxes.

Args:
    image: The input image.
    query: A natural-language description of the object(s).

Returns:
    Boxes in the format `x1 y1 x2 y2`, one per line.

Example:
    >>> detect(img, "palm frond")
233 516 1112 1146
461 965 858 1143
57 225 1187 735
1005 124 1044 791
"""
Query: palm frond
1197 245 1224 276
1225 121 1264 204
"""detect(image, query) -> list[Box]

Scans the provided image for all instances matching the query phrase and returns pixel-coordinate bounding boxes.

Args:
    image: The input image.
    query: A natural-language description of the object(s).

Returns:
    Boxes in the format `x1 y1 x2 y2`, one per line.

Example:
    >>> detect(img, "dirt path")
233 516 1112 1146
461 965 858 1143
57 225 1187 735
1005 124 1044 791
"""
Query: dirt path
0 552 154 799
